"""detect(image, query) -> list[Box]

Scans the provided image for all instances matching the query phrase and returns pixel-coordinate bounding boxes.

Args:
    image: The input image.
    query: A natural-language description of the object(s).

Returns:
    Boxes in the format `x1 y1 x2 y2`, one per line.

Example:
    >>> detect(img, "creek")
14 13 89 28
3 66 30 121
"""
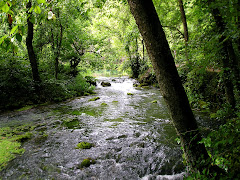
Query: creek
0 77 212 180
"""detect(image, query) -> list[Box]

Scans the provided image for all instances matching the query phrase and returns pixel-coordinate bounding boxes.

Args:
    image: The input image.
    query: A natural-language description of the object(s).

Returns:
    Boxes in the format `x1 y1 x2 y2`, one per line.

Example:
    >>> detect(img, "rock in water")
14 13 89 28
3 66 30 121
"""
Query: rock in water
101 81 111 87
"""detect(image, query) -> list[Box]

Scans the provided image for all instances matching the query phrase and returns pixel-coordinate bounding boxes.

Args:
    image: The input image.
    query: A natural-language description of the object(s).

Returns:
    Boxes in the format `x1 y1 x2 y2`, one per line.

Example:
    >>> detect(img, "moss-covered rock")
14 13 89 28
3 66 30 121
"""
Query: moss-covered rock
16 132 33 142
151 100 158 103
71 110 82 115
127 93 134 96
78 158 96 168
75 142 94 149
33 134 48 144
138 83 149 87
101 82 111 87
89 97 100 101
63 118 79 129
117 135 127 139
101 102 108 106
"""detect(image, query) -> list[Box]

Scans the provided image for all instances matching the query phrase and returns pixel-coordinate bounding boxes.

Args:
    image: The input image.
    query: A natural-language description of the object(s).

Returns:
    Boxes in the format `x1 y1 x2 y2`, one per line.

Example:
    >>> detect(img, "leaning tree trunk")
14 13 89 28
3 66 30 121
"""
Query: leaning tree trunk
26 1 41 87
127 0 223 174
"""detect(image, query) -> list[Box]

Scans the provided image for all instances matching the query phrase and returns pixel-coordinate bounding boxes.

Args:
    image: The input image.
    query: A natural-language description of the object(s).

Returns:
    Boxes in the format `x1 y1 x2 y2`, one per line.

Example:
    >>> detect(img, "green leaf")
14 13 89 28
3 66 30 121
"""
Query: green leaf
16 33 22 42
10 25 18 35
29 16 35 24
0 35 8 45
34 5 41 14
2 3 10 13
37 0 45 4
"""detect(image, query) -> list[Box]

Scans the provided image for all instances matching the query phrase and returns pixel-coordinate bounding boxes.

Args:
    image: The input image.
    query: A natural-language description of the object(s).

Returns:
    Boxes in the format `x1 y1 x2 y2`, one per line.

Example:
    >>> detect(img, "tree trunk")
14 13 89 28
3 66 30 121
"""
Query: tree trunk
142 39 145 61
26 1 41 85
51 9 63 80
127 0 223 174
210 5 239 109
178 0 189 62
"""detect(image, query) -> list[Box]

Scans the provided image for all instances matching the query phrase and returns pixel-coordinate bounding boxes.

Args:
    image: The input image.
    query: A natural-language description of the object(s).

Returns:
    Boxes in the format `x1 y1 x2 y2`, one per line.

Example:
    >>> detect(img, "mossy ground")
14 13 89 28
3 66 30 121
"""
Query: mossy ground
0 125 34 171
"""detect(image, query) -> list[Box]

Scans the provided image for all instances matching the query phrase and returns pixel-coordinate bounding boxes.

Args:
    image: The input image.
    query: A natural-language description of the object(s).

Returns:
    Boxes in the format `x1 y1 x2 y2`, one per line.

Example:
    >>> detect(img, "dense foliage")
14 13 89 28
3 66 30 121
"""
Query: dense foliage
0 0 239 178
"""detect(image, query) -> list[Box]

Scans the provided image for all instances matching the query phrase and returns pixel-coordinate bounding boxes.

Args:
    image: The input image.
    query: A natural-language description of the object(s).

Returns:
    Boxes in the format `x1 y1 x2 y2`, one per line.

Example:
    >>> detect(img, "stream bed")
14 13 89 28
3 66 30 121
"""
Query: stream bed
0 77 197 180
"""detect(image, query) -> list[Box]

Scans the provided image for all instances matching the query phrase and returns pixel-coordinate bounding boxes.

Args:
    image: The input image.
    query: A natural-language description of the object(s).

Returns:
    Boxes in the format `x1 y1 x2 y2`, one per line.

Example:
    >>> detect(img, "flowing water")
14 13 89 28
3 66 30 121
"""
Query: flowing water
0 77 202 180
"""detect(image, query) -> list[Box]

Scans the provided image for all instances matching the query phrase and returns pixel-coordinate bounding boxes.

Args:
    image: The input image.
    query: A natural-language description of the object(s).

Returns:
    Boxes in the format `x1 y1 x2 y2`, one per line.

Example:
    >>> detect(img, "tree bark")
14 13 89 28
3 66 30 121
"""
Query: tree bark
26 1 41 85
127 0 222 173
51 9 63 80
210 5 239 109
178 0 188 42
178 0 189 62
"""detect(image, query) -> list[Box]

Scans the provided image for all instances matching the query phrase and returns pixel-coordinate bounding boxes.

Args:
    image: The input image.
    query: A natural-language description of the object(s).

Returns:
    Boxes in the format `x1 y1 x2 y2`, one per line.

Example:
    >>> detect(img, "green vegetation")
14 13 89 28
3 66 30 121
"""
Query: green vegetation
0 125 35 171
151 100 157 103
78 158 96 168
89 97 100 101
0 0 239 178
75 142 94 149
127 93 134 96
62 118 80 129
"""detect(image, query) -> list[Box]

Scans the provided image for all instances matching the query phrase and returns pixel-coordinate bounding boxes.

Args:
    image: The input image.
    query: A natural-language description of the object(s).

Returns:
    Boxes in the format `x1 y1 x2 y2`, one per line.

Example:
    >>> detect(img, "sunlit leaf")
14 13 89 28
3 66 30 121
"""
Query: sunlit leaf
2 3 10 13
34 5 41 14
10 25 18 35
0 35 8 45
7 1 12 7
37 0 45 4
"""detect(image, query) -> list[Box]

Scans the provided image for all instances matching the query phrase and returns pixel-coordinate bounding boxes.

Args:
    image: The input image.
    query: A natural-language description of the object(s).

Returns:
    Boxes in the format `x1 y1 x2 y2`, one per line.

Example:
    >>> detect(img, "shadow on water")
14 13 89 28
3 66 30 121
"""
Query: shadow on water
0 77 204 180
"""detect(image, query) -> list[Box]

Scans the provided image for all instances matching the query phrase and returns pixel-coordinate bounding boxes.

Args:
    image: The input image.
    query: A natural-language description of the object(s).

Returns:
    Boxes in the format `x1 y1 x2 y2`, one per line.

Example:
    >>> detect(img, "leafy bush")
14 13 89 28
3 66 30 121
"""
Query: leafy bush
187 117 240 179
184 68 224 110
0 55 34 110
66 74 95 96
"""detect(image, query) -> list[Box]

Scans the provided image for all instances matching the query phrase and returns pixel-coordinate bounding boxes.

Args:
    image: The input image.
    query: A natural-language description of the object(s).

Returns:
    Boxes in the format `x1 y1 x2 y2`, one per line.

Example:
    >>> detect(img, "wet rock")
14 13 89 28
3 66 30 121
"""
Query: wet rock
139 83 149 87
106 136 115 140
75 142 94 149
134 132 141 137
133 81 140 87
78 158 96 168
101 81 111 87
117 135 127 139
33 134 48 144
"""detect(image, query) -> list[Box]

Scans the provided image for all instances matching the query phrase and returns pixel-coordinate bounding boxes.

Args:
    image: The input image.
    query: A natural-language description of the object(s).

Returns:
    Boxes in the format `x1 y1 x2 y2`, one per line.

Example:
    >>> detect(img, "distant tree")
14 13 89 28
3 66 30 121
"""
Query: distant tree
208 0 240 109
178 0 189 62
26 0 41 87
